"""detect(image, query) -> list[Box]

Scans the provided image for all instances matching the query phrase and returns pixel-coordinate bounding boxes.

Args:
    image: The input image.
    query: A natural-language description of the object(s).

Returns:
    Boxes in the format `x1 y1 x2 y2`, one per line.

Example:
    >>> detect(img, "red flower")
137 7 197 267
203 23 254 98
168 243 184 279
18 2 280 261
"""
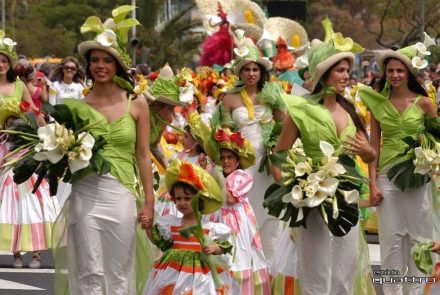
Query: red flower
214 129 229 142
19 101 32 113
229 132 244 147
178 163 205 191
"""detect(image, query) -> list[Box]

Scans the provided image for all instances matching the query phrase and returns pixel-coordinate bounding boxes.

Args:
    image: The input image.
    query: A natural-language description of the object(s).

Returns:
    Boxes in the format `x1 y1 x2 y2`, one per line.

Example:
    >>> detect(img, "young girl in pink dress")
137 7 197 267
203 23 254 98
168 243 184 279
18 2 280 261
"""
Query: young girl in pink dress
0 99 60 268
210 128 271 294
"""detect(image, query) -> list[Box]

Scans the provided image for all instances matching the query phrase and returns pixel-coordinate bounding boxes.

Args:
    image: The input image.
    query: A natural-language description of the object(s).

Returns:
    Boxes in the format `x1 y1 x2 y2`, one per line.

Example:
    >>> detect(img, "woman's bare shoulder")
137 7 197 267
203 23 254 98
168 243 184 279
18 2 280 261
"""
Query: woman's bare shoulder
222 92 241 108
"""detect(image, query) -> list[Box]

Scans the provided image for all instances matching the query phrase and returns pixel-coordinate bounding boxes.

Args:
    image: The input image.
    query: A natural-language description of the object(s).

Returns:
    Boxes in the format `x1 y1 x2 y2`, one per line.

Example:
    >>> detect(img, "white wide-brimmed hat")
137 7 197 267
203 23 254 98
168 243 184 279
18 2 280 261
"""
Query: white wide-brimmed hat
0 30 18 68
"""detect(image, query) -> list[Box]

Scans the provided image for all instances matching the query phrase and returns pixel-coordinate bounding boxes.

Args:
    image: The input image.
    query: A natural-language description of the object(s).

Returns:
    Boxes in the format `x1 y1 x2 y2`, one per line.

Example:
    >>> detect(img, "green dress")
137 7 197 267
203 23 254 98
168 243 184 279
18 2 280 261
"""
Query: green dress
0 77 23 105
54 98 152 295
276 94 374 295
358 83 424 171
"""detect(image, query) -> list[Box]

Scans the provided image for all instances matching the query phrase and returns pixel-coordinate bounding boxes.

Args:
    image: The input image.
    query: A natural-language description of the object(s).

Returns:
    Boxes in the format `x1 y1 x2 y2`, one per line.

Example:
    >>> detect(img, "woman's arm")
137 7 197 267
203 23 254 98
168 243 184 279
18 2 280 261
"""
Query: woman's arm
367 115 383 206
418 96 438 117
133 96 155 229
271 115 299 183
273 109 286 122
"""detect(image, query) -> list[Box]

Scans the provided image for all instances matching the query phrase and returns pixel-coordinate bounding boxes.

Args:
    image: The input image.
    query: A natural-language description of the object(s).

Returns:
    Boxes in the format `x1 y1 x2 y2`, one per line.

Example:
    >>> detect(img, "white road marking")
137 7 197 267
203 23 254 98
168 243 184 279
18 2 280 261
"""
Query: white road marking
0 279 44 290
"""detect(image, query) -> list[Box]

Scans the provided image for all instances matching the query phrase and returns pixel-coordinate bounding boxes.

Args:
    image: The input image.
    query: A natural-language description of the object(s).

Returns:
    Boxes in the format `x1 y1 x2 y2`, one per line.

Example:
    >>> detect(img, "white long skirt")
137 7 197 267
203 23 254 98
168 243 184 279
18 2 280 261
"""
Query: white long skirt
67 174 137 295
296 210 359 295
377 171 433 295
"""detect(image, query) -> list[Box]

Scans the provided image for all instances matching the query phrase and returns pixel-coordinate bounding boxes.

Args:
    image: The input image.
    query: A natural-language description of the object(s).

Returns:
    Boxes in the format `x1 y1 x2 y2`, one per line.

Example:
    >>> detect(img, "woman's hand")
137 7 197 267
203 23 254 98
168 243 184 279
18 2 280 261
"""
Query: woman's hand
343 132 376 163
431 241 440 254
138 203 154 229
198 153 208 169
369 182 383 206
202 245 223 255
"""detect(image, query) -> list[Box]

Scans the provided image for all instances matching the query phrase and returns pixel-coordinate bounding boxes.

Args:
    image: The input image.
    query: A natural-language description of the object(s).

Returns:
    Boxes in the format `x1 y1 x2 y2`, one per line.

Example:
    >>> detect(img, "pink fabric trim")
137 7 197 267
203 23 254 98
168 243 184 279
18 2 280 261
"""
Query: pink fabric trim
226 170 253 202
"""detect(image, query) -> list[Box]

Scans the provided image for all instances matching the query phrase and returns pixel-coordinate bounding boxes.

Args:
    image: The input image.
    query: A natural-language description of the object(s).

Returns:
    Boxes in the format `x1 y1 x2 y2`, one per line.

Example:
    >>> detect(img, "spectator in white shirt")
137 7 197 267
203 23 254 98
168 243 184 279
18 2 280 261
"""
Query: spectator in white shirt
48 56 85 104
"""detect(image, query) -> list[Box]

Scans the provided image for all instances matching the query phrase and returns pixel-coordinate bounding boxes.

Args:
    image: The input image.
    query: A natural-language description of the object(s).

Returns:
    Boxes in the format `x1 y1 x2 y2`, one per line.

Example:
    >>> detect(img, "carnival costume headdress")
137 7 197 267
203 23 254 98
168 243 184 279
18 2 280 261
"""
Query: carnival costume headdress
144 65 195 107
308 17 364 93
0 30 18 68
232 29 272 75
259 17 309 56
165 159 223 214
212 128 256 169
78 5 140 71
375 32 437 75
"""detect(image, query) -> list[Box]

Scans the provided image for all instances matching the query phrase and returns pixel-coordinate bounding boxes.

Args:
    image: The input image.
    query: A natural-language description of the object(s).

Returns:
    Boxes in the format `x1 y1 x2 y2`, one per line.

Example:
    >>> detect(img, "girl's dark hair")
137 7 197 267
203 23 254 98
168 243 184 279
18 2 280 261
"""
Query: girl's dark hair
6 68 17 83
84 50 134 92
170 181 205 211
14 63 35 83
313 59 367 135
220 148 241 173
377 57 428 96
48 56 85 83
240 62 270 91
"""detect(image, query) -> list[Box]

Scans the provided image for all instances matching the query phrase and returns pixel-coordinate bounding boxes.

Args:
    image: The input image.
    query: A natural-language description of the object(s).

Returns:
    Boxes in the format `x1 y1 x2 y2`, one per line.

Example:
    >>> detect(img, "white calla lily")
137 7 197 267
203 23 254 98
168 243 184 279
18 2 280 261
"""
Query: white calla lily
304 188 328 207
320 141 335 156
37 124 58 151
78 132 95 150
68 158 90 173
233 46 249 58
235 29 246 42
412 56 428 69
3 38 16 50
317 177 339 196
282 185 307 208
415 42 431 56
46 147 65 164
339 189 360 204
33 151 49 161
423 32 436 48
179 84 194 104
295 161 312 177
103 18 117 30
414 163 431 175
96 30 117 47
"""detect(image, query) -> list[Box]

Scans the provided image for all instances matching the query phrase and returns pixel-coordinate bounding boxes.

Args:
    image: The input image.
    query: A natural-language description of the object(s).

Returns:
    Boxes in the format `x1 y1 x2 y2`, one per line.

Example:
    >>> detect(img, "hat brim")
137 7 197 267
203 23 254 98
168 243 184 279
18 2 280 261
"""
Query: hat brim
312 52 355 92
78 41 129 71
234 57 272 75
0 51 17 69
375 49 416 75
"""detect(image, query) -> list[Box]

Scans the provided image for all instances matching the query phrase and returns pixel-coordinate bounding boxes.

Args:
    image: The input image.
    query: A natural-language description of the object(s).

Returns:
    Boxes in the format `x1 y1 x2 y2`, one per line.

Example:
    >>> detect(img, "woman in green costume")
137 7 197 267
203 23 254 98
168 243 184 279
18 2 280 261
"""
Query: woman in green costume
358 34 437 295
271 28 376 293
58 7 155 294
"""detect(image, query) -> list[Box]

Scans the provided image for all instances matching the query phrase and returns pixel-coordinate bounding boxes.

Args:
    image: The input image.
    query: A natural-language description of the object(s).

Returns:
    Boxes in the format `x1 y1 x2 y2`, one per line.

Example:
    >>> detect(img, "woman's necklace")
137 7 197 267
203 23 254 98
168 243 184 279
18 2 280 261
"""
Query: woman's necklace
240 88 255 120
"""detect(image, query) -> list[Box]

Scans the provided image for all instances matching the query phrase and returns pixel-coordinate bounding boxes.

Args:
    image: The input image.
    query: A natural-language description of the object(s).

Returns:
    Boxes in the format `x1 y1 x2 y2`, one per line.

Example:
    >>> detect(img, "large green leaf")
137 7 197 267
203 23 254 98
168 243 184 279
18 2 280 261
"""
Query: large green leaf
80 16 104 34
321 192 359 237
12 156 38 184
112 5 136 24
268 151 288 169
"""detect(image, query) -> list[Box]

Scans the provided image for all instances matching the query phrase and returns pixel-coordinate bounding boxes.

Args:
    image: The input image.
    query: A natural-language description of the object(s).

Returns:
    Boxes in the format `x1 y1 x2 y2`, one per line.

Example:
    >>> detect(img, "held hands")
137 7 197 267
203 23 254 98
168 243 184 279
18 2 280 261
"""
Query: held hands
431 241 440 254
343 132 376 163
369 182 384 206
202 245 223 255
138 203 154 229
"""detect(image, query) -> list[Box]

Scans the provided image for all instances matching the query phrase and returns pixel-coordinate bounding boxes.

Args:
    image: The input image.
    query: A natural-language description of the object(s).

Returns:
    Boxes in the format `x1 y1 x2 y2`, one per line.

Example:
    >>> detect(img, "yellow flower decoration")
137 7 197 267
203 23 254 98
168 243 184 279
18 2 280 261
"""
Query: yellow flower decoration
243 10 255 24
332 33 354 52
82 87 91 96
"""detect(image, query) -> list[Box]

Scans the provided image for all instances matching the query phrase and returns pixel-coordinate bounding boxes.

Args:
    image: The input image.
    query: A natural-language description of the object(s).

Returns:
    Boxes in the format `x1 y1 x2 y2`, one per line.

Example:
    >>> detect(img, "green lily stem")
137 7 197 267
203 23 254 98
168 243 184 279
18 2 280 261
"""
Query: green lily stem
2 150 34 167
0 130 39 139
1 142 36 161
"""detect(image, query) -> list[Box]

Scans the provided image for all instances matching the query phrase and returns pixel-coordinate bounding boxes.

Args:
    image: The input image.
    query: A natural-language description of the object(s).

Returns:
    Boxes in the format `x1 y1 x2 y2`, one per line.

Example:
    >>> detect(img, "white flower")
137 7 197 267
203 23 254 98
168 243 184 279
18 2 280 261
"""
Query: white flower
179 84 194 104
96 29 117 47
295 161 312 177
282 185 307 208
233 46 249 58
2 38 16 51
339 189 360 204
415 42 431 56
103 18 117 30
320 140 335 156
316 177 339 196
67 132 95 173
422 32 436 49
235 29 246 43
412 56 428 70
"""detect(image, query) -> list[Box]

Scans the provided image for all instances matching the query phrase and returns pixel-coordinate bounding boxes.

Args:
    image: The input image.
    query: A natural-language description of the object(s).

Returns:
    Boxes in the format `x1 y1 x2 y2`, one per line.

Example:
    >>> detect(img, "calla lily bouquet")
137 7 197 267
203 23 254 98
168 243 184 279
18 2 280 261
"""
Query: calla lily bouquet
264 139 365 237
0 102 110 195
387 116 440 191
